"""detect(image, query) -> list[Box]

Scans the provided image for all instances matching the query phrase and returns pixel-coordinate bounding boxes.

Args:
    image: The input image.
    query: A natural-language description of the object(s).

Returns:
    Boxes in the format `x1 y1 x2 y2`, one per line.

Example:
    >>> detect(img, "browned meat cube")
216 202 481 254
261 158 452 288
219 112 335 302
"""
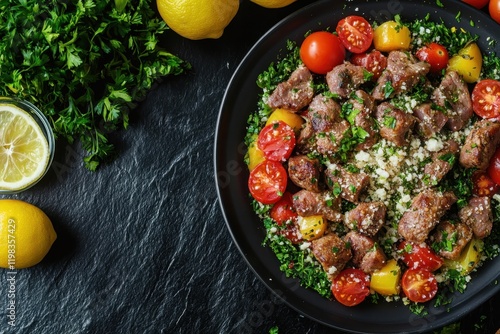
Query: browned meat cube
413 102 449 138
423 139 459 185
430 221 472 260
376 102 417 146
344 202 387 236
431 71 473 131
372 51 430 100
459 196 493 239
288 155 322 192
344 231 386 274
311 233 352 281
459 119 500 170
348 90 378 150
326 62 366 98
296 120 315 154
267 64 314 112
315 120 351 155
292 190 343 222
324 164 370 203
398 189 457 243
307 94 342 132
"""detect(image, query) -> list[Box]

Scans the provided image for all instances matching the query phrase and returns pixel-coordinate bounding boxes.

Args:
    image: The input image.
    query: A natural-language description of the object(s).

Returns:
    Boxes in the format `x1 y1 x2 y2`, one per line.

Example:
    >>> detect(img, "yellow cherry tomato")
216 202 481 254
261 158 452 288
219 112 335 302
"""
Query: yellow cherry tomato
373 21 411 52
447 42 482 83
444 237 484 275
266 108 304 134
297 215 326 241
370 259 401 296
247 140 265 171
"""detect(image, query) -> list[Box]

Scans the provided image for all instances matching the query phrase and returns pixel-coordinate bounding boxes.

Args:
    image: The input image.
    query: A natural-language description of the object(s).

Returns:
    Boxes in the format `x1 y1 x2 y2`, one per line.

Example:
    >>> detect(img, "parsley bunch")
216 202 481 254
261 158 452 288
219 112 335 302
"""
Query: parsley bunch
0 0 190 170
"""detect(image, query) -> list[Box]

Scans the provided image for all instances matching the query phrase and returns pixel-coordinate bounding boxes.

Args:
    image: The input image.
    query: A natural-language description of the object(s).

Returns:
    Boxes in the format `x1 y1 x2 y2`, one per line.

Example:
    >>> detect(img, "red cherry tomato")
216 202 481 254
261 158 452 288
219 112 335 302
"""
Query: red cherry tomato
331 268 370 306
300 31 346 74
350 50 387 80
336 15 374 54
488 147 500 186
415 43 449 74
270 192 297 225
401 268 438 303
248 160 287 205
472 79 500 119
398 241 444 272
490 0 500 23
462 0 489 9
473 171 500 196
257 121 296 162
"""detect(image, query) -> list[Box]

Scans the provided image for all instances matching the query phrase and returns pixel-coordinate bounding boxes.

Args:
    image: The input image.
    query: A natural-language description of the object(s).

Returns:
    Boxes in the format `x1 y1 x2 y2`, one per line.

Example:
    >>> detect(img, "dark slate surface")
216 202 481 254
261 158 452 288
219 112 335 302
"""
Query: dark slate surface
2 1 499 333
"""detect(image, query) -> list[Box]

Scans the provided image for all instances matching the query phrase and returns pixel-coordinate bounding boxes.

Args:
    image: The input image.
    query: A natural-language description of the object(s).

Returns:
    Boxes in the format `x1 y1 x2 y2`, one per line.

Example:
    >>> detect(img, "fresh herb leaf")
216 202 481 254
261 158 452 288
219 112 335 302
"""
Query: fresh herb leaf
0 0 190 170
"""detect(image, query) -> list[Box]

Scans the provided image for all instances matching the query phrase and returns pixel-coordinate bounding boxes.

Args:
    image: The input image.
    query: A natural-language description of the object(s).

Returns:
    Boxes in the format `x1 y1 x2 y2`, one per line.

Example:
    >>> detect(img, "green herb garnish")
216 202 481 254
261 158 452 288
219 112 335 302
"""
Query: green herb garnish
0 0 190 170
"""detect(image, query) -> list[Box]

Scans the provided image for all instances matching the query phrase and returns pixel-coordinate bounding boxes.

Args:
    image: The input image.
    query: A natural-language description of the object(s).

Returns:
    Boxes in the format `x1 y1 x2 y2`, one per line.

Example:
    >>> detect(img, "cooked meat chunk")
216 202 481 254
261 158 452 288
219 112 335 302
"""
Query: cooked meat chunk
292 190 343 222
430 221 472 260
324 163 370 203
459 196 493 239
344 231 386 274
372 51 430 100
459 119 500 170
288 155 322 192
311 233 352 281
376 102 417 146
315 120 351 155
267 64 314 112
307 94 342 132
398 189 457 243
344 202 387 236
431 70 473 131
423 139 459 185
326 62 366 98
296 120 315 154
295 94 349 155
348 90 378 150
413 102 449 138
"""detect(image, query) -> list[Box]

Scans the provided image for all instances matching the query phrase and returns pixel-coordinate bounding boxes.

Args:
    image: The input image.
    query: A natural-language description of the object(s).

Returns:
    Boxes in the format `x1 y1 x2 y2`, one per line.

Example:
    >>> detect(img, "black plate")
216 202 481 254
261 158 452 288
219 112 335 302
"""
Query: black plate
214 0 500 332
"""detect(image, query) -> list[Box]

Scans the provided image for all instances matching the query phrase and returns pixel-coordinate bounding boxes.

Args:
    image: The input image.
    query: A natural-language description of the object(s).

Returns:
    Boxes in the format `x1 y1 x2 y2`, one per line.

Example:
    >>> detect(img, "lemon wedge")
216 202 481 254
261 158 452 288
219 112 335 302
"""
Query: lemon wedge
0 103 50 191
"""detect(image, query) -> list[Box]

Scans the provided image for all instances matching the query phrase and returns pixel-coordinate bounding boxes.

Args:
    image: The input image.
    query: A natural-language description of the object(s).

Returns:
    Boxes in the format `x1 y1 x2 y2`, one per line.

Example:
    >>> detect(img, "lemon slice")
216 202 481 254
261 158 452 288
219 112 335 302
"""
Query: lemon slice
0 104 50 191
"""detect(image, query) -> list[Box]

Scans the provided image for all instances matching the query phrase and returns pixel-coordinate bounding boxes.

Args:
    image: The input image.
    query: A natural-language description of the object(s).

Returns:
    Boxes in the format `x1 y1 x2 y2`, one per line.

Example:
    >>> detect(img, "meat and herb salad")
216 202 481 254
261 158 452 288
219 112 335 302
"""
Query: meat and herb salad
244 13 500 312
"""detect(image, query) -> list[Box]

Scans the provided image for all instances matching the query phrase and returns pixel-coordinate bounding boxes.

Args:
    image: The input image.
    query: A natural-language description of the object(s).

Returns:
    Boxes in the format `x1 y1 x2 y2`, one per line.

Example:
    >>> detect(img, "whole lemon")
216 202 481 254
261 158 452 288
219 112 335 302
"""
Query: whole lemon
157 0 239 40
251 0 296 8
0 199 57 269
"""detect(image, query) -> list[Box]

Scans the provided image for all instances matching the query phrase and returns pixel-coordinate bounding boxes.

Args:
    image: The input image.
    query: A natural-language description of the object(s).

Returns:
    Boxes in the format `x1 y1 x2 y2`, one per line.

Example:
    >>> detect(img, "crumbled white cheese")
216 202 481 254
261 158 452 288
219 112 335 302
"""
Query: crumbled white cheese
299 242 311 250
425 137 444 152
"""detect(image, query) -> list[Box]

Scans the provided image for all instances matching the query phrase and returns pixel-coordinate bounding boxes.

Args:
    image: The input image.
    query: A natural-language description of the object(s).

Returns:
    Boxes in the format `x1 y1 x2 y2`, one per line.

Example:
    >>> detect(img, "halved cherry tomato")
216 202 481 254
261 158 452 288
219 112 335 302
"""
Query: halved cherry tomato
473 171 500 196
489 0 500 24
300 31 346 74
257 120 296 162
248 160 287 205
462 0 489 9
331 268 370 306
415 43 449 74
472 79 500 119
401 268 438 303
270 192 297 225
398 241 444 272
336 16 373 54
488 147 500 186
350 50 387 80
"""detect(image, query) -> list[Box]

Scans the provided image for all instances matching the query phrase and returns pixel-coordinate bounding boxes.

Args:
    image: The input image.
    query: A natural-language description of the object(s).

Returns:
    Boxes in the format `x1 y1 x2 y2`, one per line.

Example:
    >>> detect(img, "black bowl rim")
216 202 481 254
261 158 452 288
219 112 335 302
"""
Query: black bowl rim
214 0 500 332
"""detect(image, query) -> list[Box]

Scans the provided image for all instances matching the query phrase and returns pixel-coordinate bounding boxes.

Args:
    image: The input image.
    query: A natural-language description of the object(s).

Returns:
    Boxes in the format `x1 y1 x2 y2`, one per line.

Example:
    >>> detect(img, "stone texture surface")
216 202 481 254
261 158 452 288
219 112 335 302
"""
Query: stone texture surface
1 1 499 333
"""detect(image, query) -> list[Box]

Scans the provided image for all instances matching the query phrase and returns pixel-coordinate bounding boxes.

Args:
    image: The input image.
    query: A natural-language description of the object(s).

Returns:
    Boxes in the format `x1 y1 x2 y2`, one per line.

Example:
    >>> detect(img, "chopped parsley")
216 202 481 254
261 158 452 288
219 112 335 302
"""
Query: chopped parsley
0 0 190 170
